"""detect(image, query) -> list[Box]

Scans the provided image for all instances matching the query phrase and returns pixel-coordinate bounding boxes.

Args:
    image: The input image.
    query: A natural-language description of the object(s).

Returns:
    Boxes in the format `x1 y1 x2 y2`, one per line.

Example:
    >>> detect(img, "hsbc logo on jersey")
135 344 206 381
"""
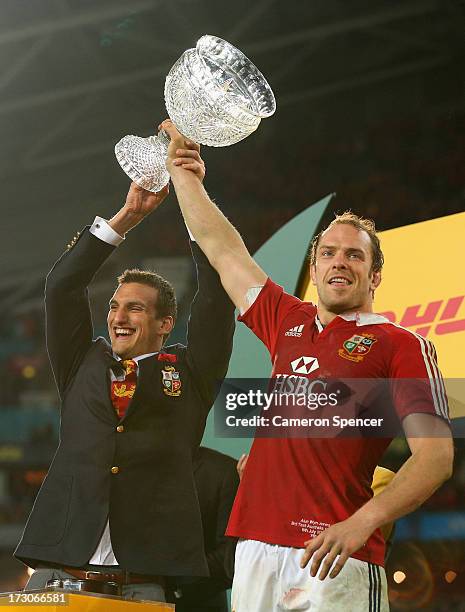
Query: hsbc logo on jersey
290 356 320 375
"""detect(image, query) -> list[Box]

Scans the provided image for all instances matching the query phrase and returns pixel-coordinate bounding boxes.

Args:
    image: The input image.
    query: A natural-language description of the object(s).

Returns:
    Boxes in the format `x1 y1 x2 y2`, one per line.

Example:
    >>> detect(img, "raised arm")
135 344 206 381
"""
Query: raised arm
45 229 114 397
162 120 267 313
46 182 169 397
186 241 235 412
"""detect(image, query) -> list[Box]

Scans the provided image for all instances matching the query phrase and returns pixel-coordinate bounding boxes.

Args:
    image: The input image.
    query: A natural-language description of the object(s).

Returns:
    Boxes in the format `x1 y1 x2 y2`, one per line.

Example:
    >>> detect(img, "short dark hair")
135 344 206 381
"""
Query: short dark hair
116 269 177 321
309 211 384 273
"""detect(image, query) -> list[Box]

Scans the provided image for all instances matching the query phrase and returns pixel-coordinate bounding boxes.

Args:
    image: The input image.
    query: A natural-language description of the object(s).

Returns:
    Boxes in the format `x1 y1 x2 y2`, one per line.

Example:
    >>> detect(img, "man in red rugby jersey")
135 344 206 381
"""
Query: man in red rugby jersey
162 119 453 612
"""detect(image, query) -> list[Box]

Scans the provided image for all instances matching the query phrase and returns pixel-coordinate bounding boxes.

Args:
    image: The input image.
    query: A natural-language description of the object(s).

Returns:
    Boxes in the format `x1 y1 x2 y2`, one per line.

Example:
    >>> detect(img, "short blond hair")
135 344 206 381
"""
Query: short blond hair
309 211 384 273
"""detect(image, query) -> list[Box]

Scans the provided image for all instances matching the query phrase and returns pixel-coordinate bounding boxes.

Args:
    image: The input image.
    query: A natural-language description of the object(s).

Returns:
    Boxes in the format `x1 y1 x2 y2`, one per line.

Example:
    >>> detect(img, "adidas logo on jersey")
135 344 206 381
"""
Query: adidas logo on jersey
285 324 304 337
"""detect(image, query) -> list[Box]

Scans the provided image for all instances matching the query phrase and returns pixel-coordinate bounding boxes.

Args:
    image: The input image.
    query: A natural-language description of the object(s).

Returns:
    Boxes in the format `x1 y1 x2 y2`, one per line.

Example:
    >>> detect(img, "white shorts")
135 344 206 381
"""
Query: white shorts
231 539 388 612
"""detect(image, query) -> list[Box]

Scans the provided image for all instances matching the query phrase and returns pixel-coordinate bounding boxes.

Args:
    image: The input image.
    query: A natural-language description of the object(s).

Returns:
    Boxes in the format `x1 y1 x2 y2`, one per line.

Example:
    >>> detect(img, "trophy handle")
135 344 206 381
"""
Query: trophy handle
114 130 171 193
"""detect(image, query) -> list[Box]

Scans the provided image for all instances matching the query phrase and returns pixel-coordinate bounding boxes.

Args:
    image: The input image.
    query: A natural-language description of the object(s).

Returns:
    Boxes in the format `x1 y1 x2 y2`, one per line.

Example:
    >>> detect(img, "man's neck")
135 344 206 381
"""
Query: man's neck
316 304 374 327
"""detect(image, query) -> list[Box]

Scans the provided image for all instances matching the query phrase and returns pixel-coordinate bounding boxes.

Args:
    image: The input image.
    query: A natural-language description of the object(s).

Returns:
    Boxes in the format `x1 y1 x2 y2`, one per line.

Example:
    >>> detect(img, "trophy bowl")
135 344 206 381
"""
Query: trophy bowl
165 35 276 147
115 34 276 192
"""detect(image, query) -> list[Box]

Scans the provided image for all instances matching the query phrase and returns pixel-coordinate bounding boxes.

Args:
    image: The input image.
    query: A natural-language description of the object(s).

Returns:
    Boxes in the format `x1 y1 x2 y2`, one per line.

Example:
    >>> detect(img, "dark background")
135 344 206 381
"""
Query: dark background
0 1 464 608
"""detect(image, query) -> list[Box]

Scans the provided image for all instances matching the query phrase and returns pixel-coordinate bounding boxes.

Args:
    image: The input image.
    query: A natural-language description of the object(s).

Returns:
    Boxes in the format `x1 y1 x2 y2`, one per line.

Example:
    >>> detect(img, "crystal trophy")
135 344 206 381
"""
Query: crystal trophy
115 35 276 192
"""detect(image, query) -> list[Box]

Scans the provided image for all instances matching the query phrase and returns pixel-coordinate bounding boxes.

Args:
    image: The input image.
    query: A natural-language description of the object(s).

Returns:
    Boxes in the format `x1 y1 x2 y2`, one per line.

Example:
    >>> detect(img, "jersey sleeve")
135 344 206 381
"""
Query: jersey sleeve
238 278 302 360
388 329 449 423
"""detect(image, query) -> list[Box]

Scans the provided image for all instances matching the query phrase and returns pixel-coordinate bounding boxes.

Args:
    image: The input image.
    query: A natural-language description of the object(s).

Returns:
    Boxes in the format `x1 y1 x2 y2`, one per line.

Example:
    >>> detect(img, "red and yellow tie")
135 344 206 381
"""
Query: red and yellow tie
111 359 137 419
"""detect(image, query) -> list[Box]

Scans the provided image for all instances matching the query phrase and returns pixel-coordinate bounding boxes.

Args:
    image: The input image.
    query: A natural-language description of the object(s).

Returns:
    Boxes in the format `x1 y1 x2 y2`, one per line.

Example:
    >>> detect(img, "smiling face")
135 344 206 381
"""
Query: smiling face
107 282 173 359
310 223 381 324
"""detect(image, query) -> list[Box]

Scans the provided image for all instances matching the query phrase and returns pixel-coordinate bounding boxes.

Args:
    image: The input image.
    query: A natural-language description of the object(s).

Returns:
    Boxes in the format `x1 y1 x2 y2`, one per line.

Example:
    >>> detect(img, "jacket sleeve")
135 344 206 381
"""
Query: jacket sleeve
205 460 240 586
45 228 115 399
186 241 235 408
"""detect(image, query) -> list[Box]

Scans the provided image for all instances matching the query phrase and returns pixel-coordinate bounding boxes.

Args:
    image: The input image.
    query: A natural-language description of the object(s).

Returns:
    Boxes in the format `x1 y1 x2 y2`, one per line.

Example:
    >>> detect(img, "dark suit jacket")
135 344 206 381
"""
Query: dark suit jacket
15 229 235 577
169 447 239 612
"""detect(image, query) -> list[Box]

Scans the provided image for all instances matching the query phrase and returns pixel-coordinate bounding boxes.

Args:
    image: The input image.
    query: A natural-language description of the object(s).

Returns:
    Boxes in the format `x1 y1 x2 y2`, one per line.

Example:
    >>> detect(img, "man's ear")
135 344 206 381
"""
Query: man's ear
159 316 174 336
310 264 318 286
370 270 382 293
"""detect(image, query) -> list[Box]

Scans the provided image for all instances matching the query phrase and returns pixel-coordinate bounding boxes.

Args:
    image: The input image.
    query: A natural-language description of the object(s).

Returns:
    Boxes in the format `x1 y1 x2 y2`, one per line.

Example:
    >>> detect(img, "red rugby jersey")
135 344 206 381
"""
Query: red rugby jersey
226 278 449 566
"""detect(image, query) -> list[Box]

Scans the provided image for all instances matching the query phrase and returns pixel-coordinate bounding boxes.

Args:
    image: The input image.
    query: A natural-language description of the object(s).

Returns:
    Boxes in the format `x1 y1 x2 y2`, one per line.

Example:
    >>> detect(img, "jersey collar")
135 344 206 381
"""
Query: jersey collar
314 311 389 331
339 312 390 326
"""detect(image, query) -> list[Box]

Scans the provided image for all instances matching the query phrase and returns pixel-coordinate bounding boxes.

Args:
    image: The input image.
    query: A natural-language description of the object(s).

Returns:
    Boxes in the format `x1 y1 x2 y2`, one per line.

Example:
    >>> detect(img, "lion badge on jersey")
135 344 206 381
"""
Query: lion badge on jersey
162 365 182 397
338 333 377 362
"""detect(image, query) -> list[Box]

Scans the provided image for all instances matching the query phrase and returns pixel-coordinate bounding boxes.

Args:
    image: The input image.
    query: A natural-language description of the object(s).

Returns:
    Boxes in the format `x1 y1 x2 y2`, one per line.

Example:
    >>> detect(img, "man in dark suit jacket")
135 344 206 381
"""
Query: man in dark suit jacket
168 447 239 612
16 169 235 602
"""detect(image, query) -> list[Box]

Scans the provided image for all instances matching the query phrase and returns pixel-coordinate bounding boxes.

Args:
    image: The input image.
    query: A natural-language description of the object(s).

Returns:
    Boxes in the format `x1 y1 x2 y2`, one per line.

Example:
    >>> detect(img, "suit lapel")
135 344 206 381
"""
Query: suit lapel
102 350 121 422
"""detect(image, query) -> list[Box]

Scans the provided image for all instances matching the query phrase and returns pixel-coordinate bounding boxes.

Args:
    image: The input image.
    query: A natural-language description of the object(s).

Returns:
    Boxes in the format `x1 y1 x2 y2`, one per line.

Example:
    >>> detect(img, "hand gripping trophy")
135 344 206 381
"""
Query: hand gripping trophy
115 35 276 192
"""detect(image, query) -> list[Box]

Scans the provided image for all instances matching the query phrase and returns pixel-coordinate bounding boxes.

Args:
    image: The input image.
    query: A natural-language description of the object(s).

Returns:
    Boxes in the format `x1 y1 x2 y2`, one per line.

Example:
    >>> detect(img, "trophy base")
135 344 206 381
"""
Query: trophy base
115 134 170 193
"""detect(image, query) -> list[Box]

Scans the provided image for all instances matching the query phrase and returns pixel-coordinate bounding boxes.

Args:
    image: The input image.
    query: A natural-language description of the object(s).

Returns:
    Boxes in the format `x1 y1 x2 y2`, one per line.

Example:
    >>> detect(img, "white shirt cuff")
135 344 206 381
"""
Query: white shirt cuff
90 216 124 246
